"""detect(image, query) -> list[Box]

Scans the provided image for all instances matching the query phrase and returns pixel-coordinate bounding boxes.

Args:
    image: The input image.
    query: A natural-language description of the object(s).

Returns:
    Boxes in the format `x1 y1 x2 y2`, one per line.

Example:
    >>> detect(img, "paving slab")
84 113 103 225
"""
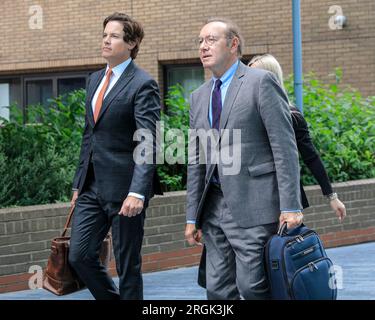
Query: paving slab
0 241 373 300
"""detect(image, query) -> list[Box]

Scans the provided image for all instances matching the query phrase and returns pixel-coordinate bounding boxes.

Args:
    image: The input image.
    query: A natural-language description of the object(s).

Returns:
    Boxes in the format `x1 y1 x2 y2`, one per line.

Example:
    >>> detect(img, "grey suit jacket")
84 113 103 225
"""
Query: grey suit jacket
187 61 302 228
72 61 162 203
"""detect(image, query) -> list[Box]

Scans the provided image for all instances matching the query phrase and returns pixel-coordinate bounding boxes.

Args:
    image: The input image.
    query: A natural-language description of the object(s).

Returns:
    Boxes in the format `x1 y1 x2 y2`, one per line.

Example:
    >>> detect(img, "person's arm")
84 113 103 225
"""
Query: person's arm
258 73 303 228
70 112 91 206
291 110 333 195
71 73 94 203
72 118 90 187
119 78 160 217
292 110 346 221
185 92 205 245
128 78 161 197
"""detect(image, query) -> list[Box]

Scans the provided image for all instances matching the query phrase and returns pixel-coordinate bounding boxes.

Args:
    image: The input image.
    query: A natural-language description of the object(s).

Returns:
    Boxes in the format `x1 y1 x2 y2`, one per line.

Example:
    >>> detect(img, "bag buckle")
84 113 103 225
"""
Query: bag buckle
308 262 319 272
295 235 304 243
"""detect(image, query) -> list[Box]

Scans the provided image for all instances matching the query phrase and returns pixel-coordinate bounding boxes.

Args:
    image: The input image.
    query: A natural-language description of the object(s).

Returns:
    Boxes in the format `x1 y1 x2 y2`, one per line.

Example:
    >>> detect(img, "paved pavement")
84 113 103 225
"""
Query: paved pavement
0 241 374 300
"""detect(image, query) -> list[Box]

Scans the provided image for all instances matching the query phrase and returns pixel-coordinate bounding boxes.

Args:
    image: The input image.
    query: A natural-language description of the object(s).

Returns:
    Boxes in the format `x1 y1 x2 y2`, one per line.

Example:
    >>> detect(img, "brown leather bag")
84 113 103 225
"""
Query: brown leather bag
43 205 112 296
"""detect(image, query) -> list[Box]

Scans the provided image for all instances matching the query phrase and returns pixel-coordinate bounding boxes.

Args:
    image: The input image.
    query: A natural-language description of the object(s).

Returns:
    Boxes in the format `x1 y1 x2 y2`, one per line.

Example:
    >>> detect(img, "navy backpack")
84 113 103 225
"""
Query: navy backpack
265 223 337 300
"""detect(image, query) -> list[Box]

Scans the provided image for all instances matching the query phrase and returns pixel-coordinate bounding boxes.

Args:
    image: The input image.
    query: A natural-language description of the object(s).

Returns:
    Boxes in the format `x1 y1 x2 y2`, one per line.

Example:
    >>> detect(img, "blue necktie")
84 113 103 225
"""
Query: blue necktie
211 79 222 184
212 79 222 130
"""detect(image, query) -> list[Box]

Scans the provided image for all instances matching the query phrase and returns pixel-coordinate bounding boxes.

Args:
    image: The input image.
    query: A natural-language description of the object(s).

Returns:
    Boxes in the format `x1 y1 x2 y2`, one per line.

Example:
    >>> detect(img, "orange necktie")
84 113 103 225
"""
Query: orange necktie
94 68 113 122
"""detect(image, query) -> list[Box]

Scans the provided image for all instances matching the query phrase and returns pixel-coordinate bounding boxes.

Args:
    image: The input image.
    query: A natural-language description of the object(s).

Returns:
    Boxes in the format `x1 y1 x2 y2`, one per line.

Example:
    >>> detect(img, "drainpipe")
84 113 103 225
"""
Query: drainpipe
292 0 303 112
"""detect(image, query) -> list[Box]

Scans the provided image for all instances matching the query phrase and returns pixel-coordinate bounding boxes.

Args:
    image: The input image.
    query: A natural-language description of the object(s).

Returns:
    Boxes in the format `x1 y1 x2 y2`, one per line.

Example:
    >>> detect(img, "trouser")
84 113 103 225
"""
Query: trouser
68 164 145 300
201 184 278 300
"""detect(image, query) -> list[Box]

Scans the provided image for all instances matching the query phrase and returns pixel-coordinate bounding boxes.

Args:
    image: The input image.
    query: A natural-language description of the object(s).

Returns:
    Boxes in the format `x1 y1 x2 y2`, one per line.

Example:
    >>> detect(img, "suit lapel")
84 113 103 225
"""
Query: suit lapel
95 61 136 125
201 80 213 131
219 62 245 131
86 69 105 127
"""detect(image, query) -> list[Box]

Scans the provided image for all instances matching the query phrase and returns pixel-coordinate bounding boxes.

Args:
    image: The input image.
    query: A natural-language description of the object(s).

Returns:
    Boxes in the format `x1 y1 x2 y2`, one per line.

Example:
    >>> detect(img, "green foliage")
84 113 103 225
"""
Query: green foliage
0 90 85 207
157 84 189 191
159 71 375 191
285 69 375 185
0 70 374 207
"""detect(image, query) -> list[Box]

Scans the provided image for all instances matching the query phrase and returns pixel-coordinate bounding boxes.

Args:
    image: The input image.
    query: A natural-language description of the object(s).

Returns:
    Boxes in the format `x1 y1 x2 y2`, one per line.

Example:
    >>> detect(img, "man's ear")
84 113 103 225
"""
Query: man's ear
127 41 136 50
230 37 239 54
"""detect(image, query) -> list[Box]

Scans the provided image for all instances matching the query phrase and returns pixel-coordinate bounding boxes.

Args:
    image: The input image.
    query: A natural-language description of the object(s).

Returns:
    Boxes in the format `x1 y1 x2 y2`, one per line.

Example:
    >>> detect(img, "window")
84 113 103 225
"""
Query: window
0 70 97 122
26 79 53 108
58 77 86 96
0 78 21 121
164 64 204 101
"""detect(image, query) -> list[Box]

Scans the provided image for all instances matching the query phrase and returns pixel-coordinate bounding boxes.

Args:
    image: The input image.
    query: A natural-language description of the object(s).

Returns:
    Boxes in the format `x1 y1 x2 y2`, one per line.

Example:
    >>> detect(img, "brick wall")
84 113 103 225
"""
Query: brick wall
0 178 374 293
0 0 374 96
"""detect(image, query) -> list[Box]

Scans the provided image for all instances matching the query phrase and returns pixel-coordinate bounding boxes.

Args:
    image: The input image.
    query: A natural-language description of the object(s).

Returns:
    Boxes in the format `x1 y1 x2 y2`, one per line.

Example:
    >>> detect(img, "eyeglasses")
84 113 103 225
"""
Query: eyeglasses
195 35 224 47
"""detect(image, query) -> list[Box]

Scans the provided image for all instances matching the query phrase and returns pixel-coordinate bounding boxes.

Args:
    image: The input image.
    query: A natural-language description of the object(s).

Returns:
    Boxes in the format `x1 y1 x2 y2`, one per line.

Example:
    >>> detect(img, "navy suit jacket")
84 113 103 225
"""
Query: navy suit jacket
73 61 162 203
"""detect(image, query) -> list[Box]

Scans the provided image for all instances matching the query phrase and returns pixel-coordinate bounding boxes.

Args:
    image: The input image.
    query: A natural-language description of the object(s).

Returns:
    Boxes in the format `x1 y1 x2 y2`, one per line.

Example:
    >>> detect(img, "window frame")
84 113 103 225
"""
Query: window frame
0 69 100 123
162 61 204 104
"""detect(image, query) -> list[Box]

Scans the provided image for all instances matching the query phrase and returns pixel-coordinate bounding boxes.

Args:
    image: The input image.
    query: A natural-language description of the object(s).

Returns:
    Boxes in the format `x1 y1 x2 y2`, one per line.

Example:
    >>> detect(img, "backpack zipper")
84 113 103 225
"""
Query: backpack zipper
285 231 316 247
280 231 316 298
289 256 334 300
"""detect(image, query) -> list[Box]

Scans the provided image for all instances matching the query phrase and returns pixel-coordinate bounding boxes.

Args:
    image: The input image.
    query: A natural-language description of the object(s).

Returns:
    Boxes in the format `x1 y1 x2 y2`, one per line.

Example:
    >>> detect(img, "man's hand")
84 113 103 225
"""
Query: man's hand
330 198 346 222
71 191 78 207
118 196 144 217
279 211 303 229
185 223 203 246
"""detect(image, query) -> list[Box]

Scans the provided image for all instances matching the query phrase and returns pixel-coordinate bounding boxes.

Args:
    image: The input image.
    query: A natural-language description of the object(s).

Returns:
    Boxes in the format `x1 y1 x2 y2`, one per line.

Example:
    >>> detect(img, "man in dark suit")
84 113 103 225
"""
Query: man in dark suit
68 12 161 300
185 18 303 300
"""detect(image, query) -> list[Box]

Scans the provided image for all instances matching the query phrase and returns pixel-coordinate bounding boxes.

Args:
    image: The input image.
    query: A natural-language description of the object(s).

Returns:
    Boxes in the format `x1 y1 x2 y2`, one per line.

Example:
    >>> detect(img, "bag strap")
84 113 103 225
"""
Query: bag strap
277 222 288 236
277 222 305 237
61 205 75 237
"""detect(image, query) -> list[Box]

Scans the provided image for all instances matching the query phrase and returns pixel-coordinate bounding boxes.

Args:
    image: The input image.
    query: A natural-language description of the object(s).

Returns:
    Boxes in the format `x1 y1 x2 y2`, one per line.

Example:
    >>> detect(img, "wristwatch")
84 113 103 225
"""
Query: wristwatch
326 192 338 201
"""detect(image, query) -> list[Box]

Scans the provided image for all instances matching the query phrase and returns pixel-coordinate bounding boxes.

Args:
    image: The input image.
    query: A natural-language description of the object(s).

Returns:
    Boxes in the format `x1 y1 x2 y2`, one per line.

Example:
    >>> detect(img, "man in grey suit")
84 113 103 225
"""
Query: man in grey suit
68 12 161 300
185 18 303 300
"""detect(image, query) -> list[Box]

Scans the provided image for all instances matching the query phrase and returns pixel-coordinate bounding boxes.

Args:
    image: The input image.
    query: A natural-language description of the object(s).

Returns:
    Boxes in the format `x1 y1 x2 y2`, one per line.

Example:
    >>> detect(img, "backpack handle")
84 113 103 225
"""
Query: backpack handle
277 222 305 237
277 222 288 236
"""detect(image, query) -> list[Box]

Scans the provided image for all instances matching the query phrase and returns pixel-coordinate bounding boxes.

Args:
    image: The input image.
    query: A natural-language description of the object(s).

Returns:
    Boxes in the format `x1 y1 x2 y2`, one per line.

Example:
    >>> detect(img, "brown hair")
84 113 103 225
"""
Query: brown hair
205 17 244 57
103 12 144 59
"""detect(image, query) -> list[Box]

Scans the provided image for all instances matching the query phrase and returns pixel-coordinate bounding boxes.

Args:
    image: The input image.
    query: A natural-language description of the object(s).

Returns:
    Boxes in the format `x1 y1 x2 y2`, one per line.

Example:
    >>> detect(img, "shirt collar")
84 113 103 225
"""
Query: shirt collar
212 59 239 86
106 57 132 78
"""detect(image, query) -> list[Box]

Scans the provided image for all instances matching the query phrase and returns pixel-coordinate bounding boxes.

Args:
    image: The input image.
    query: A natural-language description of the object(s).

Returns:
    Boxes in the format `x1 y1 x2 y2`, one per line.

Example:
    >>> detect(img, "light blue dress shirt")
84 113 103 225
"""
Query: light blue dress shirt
208 60 239 126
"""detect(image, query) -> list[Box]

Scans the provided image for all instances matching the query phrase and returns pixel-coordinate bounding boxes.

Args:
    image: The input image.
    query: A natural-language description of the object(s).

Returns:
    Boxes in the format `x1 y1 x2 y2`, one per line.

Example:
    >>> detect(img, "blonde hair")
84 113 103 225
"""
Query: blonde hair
248 54 287 95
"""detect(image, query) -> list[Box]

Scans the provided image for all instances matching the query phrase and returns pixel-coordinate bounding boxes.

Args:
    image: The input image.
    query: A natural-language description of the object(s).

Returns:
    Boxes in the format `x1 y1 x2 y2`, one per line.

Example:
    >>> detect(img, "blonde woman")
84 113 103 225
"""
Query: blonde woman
248 54 346 221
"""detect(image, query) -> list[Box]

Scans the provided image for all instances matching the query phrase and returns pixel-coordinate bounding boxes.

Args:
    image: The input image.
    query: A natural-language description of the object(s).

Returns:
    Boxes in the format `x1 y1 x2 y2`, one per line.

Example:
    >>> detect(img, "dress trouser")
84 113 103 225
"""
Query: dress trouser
68 163 145 300
201 184 278 300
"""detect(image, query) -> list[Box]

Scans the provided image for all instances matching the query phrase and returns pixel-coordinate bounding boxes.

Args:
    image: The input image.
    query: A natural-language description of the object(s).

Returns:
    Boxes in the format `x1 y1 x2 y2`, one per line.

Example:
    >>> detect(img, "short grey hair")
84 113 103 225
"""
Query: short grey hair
205 17 244 57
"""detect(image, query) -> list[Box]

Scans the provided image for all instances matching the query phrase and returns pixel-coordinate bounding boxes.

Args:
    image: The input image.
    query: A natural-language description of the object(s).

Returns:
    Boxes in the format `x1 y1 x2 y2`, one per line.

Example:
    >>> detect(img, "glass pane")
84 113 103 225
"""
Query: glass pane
26 80 53 107
0 83 10 121
0 78 21 121
166 66 204 100
58 77 86 96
